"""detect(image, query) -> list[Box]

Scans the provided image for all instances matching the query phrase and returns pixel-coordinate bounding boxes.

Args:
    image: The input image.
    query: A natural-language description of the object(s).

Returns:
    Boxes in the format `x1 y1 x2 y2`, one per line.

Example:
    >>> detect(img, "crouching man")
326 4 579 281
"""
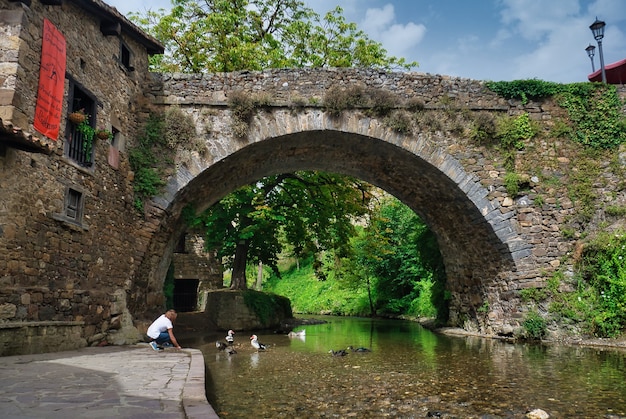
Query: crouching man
147 309 182 350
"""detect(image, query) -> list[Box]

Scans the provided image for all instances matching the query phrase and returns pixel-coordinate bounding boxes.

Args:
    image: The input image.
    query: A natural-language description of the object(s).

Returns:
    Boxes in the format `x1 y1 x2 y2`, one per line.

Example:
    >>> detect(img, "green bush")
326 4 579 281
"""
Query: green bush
578 231 626 337
504 172 520 197
469 111 497 144
522 311 547 340
486 79 563 104
520 287 547 303
128 113 170 212
487 80 626 149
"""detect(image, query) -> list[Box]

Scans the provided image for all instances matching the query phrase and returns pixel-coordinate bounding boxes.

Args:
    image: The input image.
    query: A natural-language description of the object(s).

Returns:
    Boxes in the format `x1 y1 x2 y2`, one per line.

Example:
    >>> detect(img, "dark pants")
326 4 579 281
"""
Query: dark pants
150 332 171 345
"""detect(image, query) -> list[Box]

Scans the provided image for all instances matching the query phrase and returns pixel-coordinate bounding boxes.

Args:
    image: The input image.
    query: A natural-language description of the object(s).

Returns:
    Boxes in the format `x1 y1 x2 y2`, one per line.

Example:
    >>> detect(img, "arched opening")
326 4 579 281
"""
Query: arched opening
134 127 527 332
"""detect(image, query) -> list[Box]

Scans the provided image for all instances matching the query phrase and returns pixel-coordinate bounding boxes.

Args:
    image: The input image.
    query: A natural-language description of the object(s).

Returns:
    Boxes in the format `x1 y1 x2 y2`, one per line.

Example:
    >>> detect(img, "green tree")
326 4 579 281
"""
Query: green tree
339 196 447 319
130 0 417 72
186 172 371 290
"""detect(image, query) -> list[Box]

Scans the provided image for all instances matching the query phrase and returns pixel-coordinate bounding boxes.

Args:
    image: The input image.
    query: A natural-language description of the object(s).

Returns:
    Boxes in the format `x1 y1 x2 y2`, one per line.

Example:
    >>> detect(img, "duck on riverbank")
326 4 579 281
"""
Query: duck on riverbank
288 329 306 338
250 334 268 351
226 329 235 345
347 345 371 353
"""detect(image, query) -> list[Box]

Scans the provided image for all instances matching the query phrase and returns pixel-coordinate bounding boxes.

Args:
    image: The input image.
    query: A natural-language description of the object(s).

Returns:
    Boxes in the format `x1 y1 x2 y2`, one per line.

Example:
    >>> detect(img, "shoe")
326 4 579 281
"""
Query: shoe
149 341 161 351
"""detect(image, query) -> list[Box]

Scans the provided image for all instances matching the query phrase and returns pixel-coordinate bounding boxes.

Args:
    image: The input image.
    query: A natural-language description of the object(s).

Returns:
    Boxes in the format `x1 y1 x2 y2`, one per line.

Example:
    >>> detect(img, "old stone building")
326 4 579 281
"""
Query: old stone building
0 0 221 355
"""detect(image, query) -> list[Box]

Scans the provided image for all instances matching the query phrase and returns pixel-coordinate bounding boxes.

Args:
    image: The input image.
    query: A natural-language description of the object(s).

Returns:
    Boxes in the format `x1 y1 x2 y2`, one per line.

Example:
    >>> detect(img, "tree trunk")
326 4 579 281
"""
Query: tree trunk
230 240 249 290
255 261 263 291
366 276 375 316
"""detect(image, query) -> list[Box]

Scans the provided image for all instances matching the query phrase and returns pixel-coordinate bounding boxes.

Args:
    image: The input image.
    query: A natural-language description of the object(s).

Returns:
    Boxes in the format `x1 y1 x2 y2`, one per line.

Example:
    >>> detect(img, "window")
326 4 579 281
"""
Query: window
110 126 120 148
65 81 96 167
120 42 134 71
65 188 83 221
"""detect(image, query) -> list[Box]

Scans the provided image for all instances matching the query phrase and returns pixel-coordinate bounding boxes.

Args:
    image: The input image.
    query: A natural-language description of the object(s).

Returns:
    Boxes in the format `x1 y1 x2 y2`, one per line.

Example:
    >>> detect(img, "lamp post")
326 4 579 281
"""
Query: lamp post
585 44 596 72
589 17 606 83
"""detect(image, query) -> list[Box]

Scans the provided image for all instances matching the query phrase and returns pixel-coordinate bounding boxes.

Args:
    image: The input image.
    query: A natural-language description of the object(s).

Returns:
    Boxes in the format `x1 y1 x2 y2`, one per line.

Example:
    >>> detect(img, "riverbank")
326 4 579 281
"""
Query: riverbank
0 344 218 418
430 324 626 351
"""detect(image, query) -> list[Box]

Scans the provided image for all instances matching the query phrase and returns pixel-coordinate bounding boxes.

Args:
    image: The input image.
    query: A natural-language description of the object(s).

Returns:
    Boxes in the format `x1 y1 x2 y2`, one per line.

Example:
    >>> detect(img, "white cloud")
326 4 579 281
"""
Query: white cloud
359 5 426 58
499 0 582 41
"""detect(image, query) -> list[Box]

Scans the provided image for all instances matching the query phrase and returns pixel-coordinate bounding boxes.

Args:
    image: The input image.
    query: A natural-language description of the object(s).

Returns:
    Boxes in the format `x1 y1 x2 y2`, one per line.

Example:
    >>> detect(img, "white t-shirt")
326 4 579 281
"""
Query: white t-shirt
147 314 173 339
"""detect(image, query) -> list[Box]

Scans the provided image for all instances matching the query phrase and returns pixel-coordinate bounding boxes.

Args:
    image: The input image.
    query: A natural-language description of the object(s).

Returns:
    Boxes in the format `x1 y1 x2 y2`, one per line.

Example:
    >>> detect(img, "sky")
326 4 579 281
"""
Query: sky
104 0 626 83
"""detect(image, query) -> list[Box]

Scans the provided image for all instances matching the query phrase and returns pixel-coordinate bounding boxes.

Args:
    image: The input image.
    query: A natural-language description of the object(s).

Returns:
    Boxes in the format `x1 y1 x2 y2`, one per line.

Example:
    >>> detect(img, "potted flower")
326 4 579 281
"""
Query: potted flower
76 118 96 153
68 108 86 124
96 128 113 141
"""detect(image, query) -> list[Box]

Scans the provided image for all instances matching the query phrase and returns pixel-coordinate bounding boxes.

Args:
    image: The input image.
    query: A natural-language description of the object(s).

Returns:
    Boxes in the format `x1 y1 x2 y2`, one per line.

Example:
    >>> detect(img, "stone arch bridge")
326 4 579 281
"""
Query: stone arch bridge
133 68 604 336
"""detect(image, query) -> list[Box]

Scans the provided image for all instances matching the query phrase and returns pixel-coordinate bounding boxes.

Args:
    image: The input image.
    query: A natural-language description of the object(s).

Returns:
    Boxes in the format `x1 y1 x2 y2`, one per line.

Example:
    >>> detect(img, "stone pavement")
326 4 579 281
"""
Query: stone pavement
0 344 219 418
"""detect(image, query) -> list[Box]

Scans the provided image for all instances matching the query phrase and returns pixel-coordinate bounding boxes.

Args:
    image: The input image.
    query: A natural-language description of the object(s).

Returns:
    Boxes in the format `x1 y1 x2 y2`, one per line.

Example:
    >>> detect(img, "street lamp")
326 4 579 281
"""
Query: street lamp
585 44 596 72
589 17 606 83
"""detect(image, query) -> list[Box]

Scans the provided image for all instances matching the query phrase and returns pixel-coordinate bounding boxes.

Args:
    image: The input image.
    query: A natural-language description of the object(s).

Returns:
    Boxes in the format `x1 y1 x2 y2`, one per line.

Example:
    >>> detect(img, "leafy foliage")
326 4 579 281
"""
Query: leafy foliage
522 310 547 340
494 112 537 177
496 113 535 152
576 231 626 337
265 256 373 316
557 86 626 149
468 111 496 144
487 80 626 149
486 79 563 104
130 0 417 73
544 231 626 338
128 113 168 211
185 172 372 289
128 109 198 212
75 117 96 154
334 196 447 322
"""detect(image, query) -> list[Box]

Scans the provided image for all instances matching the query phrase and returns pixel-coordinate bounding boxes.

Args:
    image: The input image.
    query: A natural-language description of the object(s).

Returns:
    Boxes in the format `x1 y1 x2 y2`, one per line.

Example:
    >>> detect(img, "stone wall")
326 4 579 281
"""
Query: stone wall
0 0 162 355
0 321 85 356
172 234 223 311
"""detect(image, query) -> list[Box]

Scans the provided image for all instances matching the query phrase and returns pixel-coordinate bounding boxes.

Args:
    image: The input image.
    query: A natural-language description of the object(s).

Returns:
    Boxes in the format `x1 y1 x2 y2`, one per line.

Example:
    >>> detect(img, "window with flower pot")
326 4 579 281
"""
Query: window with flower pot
65 80 97 168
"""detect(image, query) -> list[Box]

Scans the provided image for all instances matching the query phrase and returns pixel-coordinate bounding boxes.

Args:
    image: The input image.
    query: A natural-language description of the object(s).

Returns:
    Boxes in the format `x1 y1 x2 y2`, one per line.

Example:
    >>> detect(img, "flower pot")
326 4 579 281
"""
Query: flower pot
68 112 86 124
96 130 111 140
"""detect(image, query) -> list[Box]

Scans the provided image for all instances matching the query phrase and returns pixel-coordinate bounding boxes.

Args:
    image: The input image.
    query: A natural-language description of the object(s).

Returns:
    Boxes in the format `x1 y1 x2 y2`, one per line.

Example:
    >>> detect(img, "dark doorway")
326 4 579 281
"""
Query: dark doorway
173 279 199 312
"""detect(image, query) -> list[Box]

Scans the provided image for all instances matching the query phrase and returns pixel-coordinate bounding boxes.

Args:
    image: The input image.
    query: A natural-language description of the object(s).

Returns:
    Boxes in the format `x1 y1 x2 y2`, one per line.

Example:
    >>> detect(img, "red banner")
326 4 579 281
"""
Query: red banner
34 18 66 140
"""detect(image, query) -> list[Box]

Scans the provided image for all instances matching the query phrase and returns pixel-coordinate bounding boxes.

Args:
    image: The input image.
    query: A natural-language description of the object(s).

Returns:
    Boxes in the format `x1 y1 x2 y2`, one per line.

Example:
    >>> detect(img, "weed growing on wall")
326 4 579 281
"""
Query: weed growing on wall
541 231 626 337
228 91 272 138
129 113 168 212
128 108 199 212
522 310 547 340
576 230 626 337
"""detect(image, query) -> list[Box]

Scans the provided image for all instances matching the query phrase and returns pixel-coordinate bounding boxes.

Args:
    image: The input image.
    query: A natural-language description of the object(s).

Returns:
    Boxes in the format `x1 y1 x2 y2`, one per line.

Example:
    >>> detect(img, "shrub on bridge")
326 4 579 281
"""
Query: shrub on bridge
546 230 626 338
487 80 626 149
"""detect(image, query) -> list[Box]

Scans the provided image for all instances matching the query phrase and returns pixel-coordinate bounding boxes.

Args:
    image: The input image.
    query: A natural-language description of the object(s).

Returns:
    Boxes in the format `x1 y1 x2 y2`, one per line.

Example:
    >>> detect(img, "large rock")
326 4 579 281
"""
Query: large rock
202 289 292 331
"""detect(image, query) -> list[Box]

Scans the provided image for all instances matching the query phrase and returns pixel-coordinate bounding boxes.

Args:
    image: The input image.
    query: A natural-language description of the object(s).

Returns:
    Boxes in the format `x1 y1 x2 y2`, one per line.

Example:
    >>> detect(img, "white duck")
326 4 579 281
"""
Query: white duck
287 329 306 338
226 329 235 345
250 334 268 351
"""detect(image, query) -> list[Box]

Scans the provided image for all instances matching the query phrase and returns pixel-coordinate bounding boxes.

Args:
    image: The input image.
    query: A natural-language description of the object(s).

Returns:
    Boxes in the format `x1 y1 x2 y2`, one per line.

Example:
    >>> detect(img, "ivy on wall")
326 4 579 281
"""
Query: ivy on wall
128 107 198 212
486 79 626 149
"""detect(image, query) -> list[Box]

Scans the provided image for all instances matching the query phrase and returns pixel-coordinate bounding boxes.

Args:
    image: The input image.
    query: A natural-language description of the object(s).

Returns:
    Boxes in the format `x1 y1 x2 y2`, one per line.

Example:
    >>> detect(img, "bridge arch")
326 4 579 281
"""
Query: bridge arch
136 107 535 334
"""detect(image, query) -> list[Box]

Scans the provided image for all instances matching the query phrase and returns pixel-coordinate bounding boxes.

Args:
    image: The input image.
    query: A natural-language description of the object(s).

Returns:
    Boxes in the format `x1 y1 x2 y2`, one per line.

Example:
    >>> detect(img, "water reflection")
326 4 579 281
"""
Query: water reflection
182 316 626 418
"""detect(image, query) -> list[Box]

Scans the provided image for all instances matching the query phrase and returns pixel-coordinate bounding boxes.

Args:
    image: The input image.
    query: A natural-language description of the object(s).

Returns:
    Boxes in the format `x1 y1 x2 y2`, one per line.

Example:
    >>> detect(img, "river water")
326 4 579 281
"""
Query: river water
181 316 626 418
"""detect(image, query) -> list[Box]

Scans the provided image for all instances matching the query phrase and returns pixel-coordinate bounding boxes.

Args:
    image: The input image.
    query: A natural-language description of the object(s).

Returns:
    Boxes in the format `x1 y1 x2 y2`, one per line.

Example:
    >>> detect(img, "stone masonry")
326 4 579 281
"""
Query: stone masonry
1 0 625 355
